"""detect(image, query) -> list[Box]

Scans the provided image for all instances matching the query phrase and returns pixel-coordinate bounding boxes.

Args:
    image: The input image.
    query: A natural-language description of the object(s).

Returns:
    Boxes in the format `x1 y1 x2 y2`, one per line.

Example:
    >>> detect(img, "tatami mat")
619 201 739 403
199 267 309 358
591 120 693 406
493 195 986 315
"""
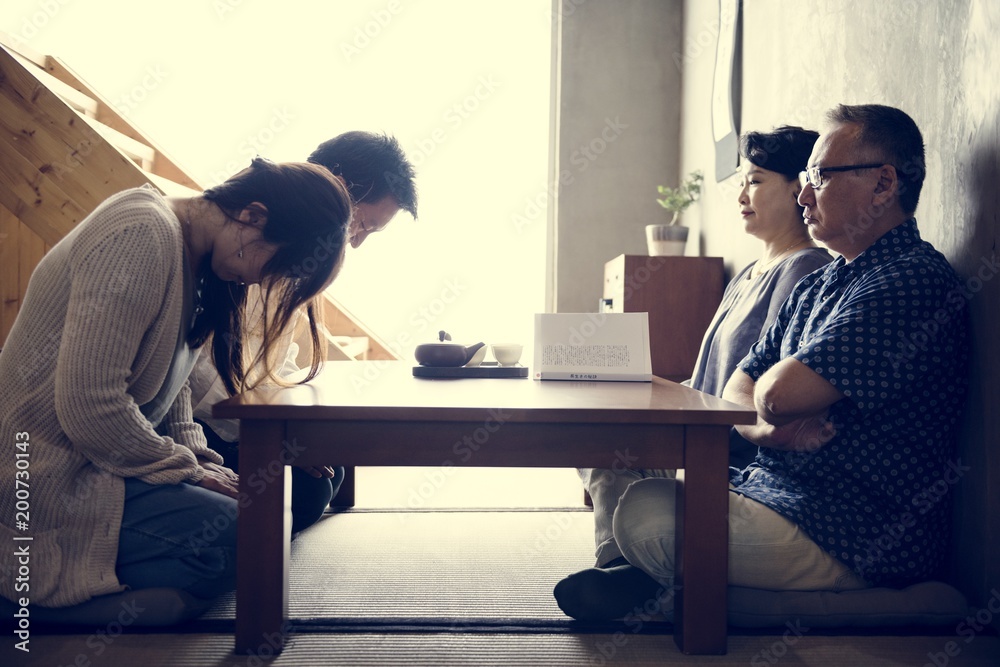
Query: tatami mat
8 469 1000 665
201 509 598 621
15 631 1000 666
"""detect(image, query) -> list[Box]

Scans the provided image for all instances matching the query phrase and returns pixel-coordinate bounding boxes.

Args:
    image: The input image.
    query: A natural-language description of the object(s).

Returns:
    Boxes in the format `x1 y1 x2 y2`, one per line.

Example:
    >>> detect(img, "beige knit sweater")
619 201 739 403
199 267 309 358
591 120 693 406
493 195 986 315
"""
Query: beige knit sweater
0 186 223 607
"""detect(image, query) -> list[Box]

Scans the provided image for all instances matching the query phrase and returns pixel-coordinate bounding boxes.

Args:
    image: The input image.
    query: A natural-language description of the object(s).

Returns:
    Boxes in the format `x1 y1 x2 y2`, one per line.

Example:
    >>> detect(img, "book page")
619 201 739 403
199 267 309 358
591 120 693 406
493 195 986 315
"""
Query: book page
541 344 631 367
533 313 651 381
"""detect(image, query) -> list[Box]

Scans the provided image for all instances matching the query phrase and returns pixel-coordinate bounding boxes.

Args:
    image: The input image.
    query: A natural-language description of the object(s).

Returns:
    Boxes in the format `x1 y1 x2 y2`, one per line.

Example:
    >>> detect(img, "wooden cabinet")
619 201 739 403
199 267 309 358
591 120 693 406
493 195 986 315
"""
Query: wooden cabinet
602 255 724 382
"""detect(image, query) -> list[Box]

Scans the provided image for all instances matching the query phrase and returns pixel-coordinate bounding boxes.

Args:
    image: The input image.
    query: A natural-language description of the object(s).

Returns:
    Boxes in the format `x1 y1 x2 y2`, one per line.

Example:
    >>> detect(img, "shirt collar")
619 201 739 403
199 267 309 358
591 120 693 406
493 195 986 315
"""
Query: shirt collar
822 218 922 278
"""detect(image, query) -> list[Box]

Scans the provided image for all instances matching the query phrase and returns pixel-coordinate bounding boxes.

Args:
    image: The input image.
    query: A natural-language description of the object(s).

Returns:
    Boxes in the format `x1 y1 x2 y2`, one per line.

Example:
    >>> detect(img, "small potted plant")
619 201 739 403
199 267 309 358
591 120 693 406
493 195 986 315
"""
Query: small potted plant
648 170 703 256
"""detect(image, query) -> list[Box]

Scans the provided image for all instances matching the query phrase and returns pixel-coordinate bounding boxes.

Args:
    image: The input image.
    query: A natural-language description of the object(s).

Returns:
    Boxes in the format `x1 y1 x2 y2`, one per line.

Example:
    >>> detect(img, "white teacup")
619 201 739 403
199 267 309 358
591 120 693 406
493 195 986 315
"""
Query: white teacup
491 343 523 366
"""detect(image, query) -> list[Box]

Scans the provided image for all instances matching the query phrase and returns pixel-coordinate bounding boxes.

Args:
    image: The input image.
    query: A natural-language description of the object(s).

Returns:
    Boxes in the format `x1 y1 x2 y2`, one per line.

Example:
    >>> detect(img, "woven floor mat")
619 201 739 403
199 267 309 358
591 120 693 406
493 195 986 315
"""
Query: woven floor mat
19 631 1000 666
201 510 597 622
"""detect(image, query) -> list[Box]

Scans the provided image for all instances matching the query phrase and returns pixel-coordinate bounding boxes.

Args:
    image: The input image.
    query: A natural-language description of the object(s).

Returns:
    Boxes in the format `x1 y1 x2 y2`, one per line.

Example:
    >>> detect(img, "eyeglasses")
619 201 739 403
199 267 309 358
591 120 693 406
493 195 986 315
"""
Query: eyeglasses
798 163 884 190
357 216 376 234
357 215 389 235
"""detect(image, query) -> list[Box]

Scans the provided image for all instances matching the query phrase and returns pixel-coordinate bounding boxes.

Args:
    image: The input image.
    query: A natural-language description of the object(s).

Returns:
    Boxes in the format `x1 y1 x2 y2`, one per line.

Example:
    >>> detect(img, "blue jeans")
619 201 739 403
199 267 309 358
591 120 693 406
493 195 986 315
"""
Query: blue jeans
116 478 238 599
197 420 343 534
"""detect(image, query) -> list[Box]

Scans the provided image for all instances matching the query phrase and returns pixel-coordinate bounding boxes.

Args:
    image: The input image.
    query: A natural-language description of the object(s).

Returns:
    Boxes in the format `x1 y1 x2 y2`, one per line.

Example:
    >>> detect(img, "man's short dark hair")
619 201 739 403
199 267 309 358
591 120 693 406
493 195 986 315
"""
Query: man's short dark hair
308 131 418 218
826 104 925 216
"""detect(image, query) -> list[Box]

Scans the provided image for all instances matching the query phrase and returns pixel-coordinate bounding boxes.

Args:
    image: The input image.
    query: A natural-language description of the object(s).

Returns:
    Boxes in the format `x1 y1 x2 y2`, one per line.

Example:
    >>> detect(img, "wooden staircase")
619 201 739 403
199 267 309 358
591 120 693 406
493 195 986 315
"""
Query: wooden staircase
0 32 395 361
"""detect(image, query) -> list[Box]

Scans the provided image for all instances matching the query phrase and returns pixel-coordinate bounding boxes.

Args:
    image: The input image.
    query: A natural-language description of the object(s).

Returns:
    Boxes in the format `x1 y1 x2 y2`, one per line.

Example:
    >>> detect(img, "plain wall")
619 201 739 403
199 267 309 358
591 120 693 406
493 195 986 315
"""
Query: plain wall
552 0 684 313
678 0 998 615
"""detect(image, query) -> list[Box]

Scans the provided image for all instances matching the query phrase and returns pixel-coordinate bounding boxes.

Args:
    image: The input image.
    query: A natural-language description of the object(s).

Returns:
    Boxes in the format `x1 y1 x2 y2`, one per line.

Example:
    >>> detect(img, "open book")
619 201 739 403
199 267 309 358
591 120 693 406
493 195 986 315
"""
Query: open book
532 313 652 382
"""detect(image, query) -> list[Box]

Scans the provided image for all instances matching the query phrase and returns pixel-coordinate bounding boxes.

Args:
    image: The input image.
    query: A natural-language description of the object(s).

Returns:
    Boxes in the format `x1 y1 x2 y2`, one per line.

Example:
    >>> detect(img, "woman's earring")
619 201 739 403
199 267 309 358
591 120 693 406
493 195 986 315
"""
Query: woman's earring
238 247 244 259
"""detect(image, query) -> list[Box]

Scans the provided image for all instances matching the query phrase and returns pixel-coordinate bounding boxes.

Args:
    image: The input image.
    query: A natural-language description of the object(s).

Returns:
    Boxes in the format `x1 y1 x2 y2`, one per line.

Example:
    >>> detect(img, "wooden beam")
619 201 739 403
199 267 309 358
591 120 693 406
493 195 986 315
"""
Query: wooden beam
0 30 45 68
320 293 398 360
0 31 200 190
0 131 88 245
0 89 126 217
0 46 148 203
0 204 19 344
79 113 156 169
4 47 98 117
144 171 201 198
42 56 203 190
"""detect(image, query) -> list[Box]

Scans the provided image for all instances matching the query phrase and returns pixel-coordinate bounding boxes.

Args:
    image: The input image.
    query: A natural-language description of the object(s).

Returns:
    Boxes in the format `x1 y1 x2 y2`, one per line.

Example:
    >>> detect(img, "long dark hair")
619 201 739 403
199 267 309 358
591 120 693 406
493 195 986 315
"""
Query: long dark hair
189 158 352 394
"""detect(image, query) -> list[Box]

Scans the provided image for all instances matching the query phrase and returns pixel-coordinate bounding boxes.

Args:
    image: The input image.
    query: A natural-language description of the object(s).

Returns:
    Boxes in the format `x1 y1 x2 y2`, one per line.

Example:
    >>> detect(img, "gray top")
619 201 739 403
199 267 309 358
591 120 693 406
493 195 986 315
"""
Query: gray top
685 247 833 468
687 247 833 397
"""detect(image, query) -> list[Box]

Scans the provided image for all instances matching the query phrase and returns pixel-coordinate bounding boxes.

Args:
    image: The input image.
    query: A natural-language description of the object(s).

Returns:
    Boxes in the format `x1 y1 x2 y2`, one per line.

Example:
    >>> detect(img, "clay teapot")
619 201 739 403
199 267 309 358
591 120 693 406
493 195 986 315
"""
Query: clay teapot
415 331 486 367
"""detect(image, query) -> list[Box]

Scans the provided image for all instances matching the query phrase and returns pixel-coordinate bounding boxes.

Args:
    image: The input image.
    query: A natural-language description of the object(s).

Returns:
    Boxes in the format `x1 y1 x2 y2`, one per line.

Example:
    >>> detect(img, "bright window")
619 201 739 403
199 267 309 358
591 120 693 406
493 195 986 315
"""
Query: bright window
3 0 552 360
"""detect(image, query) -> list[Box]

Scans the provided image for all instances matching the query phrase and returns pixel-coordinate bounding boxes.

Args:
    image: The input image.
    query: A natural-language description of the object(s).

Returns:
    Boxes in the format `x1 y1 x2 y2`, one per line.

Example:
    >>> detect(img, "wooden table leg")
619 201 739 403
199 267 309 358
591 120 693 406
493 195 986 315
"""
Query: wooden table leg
673 425 729 655
235 420 291 655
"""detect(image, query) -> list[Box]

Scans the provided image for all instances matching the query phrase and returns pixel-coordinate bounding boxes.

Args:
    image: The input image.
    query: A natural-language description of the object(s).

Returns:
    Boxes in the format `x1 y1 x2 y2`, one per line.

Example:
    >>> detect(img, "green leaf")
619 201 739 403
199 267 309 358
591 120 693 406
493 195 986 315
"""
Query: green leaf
654 170 703 223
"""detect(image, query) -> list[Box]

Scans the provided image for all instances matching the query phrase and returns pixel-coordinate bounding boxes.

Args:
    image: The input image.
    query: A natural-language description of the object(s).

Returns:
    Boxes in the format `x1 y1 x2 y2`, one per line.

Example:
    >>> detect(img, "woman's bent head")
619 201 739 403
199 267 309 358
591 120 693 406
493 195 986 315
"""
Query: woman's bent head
193 158 352 394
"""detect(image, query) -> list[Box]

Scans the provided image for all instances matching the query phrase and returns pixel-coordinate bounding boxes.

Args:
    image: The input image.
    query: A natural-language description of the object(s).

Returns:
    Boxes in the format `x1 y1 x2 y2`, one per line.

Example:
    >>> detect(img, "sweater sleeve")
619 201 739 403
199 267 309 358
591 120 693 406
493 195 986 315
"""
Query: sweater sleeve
162 380 224 463
54 205 206 485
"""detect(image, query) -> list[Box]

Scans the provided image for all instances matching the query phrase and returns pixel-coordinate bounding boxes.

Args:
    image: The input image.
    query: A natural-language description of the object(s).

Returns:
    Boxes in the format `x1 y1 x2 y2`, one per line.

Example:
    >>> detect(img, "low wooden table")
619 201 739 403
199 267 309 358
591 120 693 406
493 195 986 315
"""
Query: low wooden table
213 361 754 656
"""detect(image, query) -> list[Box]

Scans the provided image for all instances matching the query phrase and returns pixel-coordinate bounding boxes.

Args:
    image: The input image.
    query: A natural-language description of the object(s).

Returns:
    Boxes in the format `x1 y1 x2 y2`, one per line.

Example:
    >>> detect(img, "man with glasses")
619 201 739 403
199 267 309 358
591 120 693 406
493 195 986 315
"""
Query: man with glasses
557 104 970 621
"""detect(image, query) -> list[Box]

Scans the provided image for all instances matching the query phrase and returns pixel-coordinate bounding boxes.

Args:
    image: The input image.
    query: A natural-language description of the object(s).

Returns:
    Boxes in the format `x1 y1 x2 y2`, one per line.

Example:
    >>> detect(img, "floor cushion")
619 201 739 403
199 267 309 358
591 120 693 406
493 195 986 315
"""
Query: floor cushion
0 588 213 627
727 581 971 628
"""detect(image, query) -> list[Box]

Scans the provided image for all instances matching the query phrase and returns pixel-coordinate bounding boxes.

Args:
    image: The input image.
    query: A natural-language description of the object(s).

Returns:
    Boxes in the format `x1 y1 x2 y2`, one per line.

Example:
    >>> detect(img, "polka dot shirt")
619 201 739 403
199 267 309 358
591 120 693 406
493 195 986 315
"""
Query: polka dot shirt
732 219 971 587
